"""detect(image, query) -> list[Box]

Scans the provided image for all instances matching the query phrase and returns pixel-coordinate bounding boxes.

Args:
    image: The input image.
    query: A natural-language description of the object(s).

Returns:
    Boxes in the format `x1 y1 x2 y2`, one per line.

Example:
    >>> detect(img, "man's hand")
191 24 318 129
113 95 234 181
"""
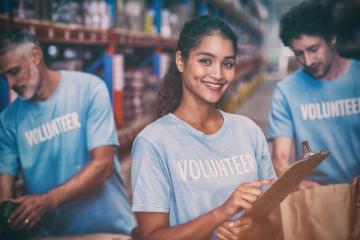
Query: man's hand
216 216 253 240
297 179 321 190
8 194 57 230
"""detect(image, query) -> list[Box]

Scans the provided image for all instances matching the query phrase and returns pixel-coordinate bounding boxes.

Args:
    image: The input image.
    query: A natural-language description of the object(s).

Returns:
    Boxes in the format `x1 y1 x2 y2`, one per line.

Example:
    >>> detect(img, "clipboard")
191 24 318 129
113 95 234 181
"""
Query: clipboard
247 143 329 219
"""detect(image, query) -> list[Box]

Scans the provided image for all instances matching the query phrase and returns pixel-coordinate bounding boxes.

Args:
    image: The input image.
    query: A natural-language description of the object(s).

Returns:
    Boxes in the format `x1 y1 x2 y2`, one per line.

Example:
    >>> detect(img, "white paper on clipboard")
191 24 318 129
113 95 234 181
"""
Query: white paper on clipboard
247 151 330 219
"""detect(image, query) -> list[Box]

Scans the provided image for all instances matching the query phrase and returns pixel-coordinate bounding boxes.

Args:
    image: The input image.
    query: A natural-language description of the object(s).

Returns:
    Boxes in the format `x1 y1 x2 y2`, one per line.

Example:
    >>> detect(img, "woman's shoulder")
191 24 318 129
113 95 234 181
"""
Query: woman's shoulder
222 112 266 149
136 114 174 142
223 111 259 128
222 111 263 139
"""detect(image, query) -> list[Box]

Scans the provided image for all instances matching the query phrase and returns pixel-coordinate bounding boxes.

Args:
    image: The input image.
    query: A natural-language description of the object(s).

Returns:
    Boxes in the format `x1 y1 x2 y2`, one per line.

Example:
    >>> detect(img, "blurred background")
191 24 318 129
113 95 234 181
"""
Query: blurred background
1 0 359 195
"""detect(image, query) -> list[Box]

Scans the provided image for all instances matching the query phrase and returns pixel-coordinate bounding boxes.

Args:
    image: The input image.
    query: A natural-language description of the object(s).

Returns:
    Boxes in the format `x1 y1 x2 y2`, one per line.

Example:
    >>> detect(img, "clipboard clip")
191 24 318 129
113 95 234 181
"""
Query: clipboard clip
301 140 315 159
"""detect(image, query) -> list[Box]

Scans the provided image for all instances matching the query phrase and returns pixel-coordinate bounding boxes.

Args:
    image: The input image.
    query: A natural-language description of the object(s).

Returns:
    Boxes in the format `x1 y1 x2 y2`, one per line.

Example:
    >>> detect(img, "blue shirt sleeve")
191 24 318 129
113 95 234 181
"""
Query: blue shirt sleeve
0 113 20 176
131 137 171 213
267 84 294 140
86 79 118 150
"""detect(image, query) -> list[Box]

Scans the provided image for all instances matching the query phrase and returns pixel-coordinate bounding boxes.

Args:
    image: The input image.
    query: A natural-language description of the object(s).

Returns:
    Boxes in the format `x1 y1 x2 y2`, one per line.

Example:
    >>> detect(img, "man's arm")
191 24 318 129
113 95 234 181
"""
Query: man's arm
46 145 114 206
8 145 115 229
0 174 14 236
271 137 320 190
271 137 293 176
354 176 360 208
0 174 14 203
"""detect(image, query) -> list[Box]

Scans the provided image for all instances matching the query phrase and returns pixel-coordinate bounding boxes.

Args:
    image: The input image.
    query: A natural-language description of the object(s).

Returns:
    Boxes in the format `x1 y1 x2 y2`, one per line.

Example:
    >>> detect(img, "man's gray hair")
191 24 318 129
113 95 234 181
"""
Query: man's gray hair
0 27 40 55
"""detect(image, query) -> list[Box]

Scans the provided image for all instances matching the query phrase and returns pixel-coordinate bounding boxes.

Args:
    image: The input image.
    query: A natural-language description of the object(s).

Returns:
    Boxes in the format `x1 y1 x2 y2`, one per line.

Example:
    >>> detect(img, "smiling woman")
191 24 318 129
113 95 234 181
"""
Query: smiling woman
131 15 280 240
175 33 236 108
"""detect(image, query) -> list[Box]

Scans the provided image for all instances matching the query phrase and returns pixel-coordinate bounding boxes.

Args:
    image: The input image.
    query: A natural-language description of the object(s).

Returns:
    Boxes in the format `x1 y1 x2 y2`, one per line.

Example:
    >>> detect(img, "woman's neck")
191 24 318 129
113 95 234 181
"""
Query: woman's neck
174 102 223 135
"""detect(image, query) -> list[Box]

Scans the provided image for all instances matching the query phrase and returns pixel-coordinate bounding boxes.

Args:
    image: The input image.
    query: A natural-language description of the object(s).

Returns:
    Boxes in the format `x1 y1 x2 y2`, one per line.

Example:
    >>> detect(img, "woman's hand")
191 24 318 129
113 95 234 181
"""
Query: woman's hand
216 205 282 240
217 180 274 219
216 216 253 240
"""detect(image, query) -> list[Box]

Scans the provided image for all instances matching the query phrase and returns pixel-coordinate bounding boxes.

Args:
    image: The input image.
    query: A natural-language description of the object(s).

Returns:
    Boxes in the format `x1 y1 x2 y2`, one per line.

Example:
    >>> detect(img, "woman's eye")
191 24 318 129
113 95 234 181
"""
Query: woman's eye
199 58 212 65
223 62 234 69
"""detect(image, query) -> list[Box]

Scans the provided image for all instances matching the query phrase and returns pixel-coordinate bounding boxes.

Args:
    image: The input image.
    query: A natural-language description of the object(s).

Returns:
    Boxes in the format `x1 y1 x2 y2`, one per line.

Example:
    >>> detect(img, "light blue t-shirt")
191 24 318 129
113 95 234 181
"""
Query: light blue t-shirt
268 60 360 184
131 111 275 238
0 71 136 236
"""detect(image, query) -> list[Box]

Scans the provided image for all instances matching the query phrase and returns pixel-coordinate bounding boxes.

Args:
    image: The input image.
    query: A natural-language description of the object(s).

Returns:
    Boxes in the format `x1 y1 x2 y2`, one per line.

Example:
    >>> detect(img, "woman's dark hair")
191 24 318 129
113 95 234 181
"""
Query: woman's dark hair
155 15 238 118
279 1 336 47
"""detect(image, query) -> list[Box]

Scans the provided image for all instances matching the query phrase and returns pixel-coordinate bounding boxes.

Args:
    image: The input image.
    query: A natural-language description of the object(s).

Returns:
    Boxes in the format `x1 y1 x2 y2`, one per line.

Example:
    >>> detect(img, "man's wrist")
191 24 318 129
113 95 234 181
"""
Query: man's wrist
43 191 61 210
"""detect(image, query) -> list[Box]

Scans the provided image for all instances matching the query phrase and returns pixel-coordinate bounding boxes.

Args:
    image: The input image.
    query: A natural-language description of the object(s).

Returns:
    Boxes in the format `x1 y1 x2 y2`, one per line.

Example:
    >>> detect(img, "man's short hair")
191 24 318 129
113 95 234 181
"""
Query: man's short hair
279 1 336 47
0 27 40 55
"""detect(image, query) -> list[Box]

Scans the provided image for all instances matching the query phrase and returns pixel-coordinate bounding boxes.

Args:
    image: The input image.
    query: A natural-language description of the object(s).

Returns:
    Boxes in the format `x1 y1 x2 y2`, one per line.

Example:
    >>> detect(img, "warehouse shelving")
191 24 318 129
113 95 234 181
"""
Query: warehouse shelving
0 0 266 149
0 14 177 49
210 0 262 39
0 13 175 149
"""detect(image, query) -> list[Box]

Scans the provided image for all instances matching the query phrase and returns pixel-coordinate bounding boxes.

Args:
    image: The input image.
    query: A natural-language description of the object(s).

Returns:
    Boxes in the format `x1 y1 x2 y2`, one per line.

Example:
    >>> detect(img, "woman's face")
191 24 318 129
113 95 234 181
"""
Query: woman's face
177 32 236 105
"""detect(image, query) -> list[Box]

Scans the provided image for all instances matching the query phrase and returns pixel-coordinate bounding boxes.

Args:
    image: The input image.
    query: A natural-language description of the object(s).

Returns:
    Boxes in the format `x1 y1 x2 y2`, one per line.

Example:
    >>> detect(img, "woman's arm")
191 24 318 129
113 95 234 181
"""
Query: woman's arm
136 209 224 240
135 180 273 240
216 207 282 240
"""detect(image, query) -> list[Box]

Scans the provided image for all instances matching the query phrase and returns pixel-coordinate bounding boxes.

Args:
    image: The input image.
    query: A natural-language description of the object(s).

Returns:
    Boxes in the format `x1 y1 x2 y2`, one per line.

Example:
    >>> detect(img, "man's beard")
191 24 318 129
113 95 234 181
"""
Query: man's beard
19 65 40 100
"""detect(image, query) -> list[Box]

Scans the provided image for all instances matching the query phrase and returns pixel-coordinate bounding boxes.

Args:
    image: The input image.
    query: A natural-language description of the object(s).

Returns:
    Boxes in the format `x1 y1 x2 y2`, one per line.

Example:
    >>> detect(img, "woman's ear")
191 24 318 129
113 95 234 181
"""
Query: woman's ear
175 51 184 72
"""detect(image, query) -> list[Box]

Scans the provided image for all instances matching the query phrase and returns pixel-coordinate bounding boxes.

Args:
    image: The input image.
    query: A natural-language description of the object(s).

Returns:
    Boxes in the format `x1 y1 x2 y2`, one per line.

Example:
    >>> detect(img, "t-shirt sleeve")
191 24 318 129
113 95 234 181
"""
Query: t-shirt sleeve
86 79 118 150
255 129 276 182
131 137 170 213
0 116 19 176
267 84 294 140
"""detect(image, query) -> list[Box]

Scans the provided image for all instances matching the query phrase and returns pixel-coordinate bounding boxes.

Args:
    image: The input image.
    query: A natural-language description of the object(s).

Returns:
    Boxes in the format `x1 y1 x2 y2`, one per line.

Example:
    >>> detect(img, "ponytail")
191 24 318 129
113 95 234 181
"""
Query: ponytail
155 62 183 118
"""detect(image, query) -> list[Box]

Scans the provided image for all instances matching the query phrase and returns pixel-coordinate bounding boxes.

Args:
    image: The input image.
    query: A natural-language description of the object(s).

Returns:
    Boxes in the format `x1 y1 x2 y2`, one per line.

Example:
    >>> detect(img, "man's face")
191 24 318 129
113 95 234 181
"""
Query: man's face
290 35 336 79
0 45 41 100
